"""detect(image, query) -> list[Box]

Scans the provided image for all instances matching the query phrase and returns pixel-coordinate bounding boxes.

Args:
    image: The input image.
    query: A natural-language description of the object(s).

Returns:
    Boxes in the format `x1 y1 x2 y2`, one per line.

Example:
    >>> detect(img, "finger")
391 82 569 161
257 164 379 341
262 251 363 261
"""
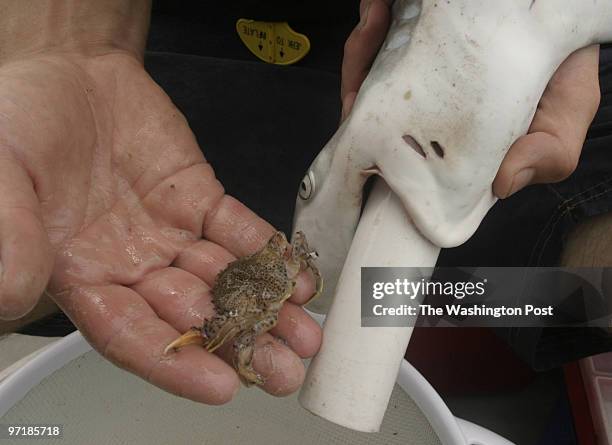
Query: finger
535 45 600 142
252 334 306 396
269 302 322 358
0 152 53 320
545 45 600 114
341 0 392 115
203 195 275 257
341 0 393 98
141 162 224 238
289 272 316 305
493 132 581 198
217 333 306 397
494 45 601 198
131 267 214 332
173 239 236 286
54 284 239 404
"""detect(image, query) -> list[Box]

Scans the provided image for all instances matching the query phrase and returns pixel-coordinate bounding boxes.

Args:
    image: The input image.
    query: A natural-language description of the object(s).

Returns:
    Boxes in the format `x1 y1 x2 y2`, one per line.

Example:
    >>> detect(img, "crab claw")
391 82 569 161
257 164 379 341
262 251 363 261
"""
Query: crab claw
163 327 204 354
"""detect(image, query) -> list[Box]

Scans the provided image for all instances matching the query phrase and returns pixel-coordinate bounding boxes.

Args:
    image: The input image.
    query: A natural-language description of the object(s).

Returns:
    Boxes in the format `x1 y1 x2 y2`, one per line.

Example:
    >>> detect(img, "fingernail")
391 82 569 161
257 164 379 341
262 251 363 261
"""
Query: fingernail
359 1 372 28
507 168 535 197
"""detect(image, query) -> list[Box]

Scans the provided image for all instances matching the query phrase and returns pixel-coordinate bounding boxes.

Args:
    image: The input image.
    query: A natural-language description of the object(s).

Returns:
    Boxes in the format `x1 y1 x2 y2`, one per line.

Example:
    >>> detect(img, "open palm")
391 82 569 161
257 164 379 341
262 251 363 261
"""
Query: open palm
0 51 320 403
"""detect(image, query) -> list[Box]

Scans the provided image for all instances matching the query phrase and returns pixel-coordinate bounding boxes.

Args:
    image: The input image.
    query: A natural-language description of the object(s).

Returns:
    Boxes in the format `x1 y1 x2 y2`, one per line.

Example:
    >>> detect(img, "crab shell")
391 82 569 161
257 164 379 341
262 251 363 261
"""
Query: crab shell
209 233 294 317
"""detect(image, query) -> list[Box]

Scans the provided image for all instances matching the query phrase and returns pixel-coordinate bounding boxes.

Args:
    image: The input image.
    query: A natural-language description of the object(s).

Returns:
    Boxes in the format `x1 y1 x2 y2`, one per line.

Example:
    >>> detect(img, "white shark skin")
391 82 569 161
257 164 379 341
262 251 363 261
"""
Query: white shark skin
292 0 612 314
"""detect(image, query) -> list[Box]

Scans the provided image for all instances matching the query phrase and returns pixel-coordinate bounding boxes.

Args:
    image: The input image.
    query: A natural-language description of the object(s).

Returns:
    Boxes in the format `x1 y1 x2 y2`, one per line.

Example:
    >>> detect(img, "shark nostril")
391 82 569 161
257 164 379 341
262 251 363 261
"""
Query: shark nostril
430 141 445 158
402 134 426 158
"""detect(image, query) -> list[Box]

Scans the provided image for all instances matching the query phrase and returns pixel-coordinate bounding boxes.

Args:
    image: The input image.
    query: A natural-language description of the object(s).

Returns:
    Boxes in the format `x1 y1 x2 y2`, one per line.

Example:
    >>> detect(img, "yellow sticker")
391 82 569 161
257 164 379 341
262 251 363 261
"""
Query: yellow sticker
236 19 311 66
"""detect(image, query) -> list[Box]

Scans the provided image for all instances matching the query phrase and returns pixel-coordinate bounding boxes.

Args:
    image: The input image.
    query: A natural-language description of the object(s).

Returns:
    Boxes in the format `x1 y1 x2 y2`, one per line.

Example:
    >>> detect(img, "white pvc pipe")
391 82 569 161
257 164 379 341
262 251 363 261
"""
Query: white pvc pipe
299 179 440 432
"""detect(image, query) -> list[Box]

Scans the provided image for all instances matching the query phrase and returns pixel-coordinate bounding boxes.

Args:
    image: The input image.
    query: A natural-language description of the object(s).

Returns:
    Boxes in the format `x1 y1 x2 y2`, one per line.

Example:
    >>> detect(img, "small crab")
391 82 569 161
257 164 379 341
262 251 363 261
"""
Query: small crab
164 231 322 386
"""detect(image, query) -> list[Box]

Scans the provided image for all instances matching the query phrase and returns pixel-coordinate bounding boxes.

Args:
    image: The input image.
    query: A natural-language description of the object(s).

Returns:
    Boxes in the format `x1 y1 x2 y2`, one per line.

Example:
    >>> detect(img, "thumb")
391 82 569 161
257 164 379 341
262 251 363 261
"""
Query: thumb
0 152 53 320
493 131 582 199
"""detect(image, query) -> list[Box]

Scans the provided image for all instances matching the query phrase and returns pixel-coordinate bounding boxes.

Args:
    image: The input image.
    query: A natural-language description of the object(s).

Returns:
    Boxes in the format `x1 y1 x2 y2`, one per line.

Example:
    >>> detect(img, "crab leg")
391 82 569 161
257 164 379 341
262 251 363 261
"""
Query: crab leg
306 259 323 303
290 231 324 304
204 324 243 353
163 328 204 354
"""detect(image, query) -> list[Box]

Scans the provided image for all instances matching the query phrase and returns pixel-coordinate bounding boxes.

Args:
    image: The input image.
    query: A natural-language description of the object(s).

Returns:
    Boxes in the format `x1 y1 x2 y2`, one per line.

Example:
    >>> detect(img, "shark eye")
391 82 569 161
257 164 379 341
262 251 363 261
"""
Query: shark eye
299 171 315 200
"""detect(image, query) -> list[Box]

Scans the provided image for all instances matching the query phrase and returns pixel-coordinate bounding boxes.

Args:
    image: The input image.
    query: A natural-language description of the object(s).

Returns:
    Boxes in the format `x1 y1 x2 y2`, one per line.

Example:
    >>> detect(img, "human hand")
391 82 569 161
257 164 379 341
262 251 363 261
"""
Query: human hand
340 2 601 197
493 45 601 198
341 0 393 122
0 1 320 404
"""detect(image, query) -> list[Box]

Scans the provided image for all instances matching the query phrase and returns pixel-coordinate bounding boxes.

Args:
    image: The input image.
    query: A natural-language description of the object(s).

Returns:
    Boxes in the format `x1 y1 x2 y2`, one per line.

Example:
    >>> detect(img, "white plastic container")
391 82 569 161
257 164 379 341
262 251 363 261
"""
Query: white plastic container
581 354 612 444
0 330 513 445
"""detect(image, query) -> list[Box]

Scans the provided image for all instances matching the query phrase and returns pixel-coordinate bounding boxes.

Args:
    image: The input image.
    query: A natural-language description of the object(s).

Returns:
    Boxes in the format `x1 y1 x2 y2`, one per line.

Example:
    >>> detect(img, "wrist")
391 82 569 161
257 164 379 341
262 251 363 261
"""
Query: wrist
0 0 151 64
